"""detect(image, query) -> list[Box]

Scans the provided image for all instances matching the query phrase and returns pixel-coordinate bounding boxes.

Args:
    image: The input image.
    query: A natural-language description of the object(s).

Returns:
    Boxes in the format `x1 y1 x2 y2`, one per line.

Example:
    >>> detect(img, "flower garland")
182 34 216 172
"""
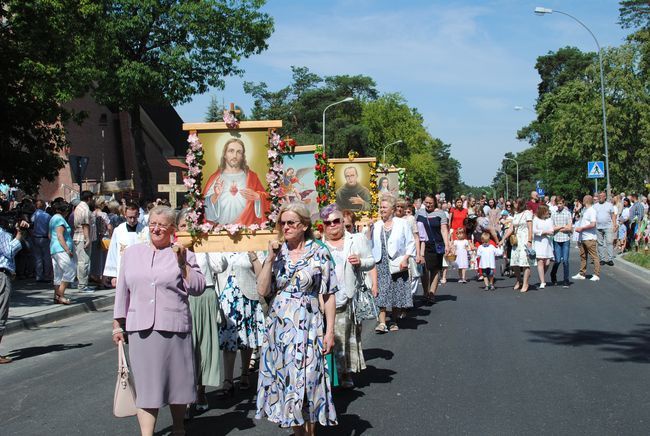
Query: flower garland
265 130 285 227
222 109 240 129
364 161 378 218
314 145 329 207
397 168 406 196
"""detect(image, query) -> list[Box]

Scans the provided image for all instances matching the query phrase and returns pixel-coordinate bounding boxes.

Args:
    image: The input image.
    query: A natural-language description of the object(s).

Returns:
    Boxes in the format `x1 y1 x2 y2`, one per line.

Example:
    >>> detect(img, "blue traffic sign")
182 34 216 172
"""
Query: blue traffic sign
587 161 605 179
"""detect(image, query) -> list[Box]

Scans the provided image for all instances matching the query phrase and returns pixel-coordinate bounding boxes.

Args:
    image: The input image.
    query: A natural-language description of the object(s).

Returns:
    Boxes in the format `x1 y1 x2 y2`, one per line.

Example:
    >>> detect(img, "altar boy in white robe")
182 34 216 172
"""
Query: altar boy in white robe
103 202 149 287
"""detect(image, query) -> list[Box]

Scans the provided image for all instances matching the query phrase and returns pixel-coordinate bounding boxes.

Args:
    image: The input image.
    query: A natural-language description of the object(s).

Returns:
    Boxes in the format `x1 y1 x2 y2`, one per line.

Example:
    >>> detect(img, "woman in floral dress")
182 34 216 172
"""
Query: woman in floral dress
256 203 338 435
499 198 534 292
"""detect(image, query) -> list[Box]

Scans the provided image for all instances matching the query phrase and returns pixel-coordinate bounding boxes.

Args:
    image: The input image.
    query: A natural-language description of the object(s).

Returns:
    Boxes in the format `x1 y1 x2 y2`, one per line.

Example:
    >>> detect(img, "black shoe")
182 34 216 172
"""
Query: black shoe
599 261 606 265
551 281 558 287
607 261 614 266
562 281 570 288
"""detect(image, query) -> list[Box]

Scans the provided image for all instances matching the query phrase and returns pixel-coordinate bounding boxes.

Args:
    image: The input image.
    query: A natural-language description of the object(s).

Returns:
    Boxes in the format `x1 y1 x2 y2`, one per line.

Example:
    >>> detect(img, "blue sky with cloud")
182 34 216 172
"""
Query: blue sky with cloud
175 0 628 186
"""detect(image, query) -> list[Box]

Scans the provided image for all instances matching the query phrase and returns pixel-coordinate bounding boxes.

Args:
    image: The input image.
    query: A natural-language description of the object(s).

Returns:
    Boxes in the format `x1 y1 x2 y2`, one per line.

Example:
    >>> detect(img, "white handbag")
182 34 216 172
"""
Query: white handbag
113 340 137 417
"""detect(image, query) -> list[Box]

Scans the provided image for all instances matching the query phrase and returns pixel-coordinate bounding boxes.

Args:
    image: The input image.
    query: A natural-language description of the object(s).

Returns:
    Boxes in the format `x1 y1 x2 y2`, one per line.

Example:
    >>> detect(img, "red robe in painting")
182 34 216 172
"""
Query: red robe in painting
202 169 269 225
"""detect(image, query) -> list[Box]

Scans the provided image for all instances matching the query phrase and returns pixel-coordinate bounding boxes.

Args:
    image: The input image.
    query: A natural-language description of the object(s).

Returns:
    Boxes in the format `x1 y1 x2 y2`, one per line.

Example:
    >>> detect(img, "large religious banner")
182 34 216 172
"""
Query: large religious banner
177 110 284 251
376 165 406 199
328 151 378 218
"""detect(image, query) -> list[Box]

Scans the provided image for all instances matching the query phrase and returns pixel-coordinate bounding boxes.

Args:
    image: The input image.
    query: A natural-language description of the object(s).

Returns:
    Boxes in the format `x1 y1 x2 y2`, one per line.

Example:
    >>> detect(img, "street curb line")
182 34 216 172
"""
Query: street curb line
5 294 115 336
615 255 650 280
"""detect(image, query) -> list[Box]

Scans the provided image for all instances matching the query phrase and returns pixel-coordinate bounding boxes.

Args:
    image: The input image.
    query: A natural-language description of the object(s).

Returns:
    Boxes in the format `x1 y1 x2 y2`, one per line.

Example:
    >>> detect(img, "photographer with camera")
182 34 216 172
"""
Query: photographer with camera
0 217 29 364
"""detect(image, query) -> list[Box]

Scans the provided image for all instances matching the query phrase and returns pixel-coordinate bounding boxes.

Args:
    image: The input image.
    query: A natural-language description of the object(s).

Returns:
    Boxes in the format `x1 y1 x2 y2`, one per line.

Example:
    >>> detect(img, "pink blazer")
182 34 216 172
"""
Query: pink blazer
113 243 206 333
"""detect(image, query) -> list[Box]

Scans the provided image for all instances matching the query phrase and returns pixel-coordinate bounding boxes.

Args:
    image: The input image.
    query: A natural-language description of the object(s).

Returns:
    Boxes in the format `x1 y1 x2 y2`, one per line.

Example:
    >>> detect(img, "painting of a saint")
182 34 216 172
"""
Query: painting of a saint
281 149 319 221
202 137 268 225
335 166 372 212
377 172 400 197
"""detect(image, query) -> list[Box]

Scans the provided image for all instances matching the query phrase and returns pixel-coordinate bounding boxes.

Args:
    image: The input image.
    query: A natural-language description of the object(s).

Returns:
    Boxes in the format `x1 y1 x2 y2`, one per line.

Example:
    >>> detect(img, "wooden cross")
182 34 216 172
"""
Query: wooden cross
158 172 188 209
229 103 241 116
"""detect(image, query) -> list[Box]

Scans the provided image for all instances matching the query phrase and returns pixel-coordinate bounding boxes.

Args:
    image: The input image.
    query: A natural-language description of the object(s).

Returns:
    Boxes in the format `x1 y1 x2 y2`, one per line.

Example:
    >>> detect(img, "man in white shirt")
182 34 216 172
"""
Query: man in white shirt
103 202 149 287
573 195 600 281
593 191 616 266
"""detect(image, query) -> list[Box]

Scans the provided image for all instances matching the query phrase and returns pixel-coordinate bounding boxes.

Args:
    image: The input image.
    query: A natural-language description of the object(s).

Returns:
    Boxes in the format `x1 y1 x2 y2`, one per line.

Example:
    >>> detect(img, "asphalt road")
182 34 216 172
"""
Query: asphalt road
2 259 649 436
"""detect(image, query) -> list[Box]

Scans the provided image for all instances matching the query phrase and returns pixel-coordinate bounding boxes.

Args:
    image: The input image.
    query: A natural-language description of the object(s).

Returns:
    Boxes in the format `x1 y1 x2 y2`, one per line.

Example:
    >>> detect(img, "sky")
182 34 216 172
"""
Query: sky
174 0 629 187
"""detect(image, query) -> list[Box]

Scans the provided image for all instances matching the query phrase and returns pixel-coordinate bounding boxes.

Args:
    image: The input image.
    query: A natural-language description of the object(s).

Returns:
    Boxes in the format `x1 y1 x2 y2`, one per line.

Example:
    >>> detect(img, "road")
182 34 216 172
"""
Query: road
2 259 649 435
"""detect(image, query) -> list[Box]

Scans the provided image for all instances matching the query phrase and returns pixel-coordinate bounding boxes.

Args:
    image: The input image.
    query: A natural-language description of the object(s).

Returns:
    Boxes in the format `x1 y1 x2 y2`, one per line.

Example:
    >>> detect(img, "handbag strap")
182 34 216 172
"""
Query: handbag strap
117 340 129 372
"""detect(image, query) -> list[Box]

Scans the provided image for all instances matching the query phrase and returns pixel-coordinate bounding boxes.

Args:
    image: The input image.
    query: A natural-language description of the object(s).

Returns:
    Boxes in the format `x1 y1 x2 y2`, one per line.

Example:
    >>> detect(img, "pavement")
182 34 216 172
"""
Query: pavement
5 279 115 335
2 254 650 435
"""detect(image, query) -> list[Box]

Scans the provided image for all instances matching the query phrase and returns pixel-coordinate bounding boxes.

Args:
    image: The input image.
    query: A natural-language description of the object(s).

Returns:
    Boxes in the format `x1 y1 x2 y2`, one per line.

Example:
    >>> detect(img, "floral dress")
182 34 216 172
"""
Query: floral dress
255 240 338 428
375 229 412 310
510 211 535 267
218 252 266 352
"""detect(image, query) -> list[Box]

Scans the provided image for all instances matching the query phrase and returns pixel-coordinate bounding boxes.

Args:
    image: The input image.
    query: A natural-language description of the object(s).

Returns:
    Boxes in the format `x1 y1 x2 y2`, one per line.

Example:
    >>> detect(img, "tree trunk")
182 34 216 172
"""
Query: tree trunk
129 106 154 200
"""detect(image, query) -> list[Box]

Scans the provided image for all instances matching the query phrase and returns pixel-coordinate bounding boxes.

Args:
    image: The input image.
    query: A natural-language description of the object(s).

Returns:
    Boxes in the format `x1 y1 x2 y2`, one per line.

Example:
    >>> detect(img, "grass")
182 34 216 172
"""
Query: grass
623 250 650 270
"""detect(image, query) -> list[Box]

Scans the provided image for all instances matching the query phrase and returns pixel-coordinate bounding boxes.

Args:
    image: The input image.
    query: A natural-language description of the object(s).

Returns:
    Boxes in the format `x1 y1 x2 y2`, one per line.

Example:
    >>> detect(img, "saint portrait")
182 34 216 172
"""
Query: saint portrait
202 136 269 225
377 172 400 197
334 164 372 212
281 147 319 221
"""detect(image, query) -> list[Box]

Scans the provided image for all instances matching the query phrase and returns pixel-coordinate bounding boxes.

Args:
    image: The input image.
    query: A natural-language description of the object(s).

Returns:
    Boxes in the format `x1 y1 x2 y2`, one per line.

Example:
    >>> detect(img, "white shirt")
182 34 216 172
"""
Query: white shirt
578 207 598 241
103 222 149 278
476 244 503 269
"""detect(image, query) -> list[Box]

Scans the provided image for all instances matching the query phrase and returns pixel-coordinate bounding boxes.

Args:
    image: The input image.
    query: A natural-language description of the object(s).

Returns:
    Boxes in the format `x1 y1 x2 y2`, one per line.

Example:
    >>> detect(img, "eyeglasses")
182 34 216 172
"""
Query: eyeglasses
149 222 170 230
279 219 300 228
323 218 341 226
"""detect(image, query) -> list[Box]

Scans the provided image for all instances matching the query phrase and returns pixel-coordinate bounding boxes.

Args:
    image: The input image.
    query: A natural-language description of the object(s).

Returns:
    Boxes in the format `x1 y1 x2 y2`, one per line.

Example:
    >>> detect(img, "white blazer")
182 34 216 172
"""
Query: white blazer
338 232 375 299
371 216 416 264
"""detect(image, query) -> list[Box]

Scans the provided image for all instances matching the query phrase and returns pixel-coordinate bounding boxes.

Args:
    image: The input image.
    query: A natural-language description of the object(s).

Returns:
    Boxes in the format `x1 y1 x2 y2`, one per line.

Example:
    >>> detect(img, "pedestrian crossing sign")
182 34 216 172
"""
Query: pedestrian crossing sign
587 161 605 179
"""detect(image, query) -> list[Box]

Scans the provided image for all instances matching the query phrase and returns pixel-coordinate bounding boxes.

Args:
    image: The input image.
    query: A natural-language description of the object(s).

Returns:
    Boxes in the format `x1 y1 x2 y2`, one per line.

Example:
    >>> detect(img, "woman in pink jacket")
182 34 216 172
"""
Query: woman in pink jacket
112 206 205 436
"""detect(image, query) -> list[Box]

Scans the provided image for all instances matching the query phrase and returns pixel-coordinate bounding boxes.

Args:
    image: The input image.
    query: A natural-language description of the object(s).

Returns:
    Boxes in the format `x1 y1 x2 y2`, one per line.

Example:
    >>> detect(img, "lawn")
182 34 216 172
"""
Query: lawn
624 250 650 270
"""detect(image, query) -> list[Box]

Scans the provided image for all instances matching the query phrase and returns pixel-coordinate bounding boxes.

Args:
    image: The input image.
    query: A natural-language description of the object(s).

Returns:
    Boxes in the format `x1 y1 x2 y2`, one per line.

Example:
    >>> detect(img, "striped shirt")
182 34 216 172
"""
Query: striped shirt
551 208 573 243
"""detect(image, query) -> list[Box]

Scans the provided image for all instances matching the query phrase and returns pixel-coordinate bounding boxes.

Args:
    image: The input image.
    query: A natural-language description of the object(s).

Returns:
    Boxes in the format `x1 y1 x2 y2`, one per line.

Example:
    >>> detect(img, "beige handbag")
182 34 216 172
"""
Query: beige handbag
113 340 137 417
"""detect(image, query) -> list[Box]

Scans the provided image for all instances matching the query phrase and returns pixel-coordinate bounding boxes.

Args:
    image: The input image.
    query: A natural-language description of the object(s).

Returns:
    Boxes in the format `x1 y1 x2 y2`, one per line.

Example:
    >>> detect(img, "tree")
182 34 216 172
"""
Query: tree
205 96 246 122
0 0 103 194
93 0 274 198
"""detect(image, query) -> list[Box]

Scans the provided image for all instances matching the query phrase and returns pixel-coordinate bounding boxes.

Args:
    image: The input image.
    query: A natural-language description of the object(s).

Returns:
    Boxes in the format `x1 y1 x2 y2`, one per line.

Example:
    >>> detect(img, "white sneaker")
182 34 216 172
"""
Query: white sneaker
590 275 600 281
539 283 546 289
572 274 586 280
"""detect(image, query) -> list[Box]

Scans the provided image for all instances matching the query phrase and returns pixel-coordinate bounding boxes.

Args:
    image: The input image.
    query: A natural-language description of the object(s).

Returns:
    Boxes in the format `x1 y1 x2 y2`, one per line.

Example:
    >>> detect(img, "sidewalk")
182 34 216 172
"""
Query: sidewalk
5 279 115 335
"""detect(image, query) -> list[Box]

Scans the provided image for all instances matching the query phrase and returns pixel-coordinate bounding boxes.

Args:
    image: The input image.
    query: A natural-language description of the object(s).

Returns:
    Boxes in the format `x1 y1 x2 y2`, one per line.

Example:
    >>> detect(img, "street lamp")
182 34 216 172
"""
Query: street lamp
99 113 108 182
382 140 403 164
503 157 519 198
534 6 611 199
322 97 354 156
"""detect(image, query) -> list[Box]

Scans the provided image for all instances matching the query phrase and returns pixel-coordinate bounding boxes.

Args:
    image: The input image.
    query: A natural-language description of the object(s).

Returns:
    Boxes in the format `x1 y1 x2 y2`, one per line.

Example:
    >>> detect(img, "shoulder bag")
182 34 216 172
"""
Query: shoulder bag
352 274 378 324
113 340 137 418
509 214 523 246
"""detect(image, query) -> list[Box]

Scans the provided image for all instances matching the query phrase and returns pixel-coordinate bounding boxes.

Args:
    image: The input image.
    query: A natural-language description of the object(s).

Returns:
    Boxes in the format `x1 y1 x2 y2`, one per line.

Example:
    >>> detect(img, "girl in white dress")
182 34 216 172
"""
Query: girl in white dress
452 228 472 283
533 204 554 288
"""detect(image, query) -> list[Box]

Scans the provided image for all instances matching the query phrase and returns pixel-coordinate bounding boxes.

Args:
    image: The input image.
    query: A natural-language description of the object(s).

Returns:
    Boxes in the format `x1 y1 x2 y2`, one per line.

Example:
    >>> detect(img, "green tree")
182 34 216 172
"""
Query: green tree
0 0 103 194
204 96 246 122
94 0 274 197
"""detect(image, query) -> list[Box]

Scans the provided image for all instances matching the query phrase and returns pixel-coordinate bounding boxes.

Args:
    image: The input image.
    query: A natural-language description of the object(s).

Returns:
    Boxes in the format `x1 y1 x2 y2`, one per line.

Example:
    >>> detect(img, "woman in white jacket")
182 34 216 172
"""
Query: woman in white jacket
322 204 375 388
371 196 416 333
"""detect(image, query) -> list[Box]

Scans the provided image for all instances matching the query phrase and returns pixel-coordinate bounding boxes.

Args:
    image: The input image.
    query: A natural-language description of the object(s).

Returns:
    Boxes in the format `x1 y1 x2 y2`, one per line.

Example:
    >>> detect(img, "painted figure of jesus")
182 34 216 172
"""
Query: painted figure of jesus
202 138 268 225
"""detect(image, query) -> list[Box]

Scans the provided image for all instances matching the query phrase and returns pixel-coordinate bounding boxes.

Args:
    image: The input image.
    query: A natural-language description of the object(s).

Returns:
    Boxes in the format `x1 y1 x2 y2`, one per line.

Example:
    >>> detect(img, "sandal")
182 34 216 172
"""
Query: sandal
217 379 235 398
240 373 250 390
389 322 399 332
53 294 71 305
375 323 388 334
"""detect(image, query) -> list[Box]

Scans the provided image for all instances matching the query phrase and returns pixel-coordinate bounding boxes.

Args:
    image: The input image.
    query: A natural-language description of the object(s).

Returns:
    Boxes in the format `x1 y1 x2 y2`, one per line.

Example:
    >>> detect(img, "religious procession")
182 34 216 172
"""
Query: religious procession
2 2 650 436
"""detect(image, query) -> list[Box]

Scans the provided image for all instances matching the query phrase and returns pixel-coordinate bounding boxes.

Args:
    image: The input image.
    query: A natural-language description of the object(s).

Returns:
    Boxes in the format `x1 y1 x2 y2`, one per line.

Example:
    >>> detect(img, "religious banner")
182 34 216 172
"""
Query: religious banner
177 107 284 251
328 151 377 218
280 145 322 222
101 179 135 194
376 165 406 199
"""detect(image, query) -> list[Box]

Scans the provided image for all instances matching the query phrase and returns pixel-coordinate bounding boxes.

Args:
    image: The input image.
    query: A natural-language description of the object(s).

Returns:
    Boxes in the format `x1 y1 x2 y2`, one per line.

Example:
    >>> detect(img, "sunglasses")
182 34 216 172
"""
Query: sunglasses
323 218 342 226
279 219 300 228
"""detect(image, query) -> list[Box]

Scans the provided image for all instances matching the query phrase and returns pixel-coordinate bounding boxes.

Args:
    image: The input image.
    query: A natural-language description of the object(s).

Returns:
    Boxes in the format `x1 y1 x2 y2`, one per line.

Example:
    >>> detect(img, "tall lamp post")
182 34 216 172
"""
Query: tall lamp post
503 157 519 198
534 6 611 199
322 97 354 156
496 170 509 200
99 113 108 182
382 140 403 164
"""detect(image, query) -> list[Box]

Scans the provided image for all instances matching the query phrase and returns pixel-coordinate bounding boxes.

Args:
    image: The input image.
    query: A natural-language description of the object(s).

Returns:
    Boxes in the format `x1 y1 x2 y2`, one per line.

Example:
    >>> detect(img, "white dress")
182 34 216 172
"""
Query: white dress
510 211 535 267
452 239 470 269
533 217 554 259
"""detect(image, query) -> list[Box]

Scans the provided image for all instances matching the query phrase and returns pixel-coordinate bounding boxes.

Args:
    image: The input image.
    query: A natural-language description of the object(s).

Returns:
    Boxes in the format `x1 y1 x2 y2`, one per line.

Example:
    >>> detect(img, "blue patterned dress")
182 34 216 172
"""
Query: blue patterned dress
255 240 339 428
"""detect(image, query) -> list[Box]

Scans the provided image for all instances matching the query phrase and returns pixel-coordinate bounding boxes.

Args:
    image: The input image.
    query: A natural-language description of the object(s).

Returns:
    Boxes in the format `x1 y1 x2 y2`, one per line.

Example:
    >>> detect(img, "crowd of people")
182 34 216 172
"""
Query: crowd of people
1 187 649 435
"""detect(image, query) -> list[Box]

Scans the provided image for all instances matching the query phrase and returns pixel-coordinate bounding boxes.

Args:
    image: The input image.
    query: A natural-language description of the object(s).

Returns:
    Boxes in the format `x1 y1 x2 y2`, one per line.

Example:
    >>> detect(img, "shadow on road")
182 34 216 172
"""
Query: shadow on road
527 324 650 363
364 347 394 361
7 343 92 361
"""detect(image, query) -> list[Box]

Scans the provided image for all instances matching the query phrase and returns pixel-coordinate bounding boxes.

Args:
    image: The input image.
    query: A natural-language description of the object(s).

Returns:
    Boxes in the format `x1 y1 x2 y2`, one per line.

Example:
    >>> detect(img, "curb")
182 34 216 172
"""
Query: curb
615 254 650 280
5 293 115 336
